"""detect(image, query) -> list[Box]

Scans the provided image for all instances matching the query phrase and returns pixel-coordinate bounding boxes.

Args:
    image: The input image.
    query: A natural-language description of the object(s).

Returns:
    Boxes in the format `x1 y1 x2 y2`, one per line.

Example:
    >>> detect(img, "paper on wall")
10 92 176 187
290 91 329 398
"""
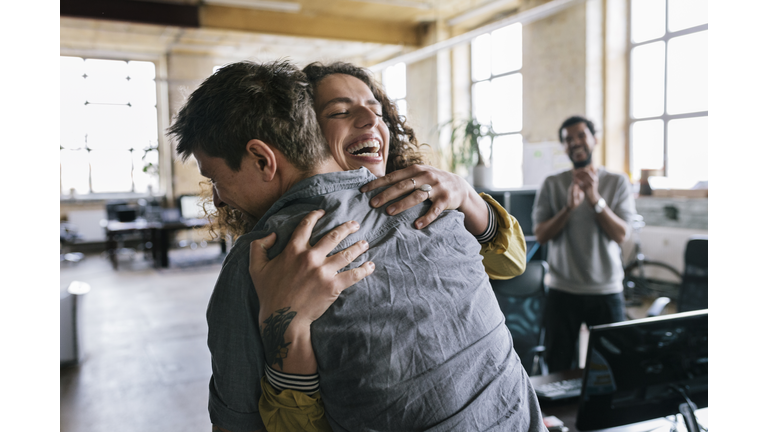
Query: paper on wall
522 141 571 187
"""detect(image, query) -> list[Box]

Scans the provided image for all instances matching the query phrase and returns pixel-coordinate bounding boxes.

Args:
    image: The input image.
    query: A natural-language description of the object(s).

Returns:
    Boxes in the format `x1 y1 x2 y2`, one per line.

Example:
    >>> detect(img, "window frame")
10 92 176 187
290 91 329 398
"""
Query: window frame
60 54 170 201
382 62 408 117
470 23 524 188
628 0 708 179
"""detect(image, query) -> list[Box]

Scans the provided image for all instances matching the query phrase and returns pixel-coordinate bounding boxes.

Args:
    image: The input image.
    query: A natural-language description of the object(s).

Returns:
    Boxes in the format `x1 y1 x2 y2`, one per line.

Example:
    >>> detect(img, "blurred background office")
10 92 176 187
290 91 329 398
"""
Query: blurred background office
7 0 757 430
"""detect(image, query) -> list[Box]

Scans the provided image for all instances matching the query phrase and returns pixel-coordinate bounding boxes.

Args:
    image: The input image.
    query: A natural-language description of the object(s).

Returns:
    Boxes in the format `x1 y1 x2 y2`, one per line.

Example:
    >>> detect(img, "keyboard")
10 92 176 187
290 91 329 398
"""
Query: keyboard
535 378 582 400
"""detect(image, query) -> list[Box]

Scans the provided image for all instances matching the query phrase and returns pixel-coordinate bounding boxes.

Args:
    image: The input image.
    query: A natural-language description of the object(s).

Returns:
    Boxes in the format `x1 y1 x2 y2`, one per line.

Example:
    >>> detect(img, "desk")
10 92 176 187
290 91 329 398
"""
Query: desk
104 218 215 269
531 371 708 432
531 370 583 430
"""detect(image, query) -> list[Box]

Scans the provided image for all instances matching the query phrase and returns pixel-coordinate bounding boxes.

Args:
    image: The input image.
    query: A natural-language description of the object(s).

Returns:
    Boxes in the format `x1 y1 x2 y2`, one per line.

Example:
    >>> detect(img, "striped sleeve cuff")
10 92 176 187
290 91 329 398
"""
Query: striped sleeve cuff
474 200 498 244
265 365 320 395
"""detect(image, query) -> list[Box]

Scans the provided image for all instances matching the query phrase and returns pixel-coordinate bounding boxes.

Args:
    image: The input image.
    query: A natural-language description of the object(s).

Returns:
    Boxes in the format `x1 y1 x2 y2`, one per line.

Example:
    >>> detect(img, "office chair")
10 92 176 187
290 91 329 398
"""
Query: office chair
490 260 549 376
60 222 85 264
677 236 708 312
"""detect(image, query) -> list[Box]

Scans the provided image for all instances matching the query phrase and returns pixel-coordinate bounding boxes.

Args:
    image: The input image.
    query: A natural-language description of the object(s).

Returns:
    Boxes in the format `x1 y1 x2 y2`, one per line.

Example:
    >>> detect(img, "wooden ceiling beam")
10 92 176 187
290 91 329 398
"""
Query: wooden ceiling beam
60 0 200 28
199 5 420 46
60 0 421 47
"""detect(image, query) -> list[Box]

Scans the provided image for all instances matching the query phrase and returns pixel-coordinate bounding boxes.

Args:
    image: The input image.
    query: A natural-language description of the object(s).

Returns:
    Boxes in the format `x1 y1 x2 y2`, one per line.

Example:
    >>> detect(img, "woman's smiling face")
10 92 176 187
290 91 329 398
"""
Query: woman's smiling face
313 73 390 177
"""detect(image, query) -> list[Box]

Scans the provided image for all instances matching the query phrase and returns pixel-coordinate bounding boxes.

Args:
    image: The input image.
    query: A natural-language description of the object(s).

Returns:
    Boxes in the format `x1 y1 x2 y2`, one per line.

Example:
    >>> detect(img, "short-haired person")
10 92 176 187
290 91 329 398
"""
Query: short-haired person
210 61 527 281
169 60 544 432
532 115 637 373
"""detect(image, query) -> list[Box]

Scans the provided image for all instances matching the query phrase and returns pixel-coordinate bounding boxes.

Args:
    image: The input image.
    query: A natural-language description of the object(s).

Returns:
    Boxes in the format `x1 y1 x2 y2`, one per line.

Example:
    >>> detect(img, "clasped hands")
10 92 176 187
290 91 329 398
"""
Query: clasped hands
568 166 601 210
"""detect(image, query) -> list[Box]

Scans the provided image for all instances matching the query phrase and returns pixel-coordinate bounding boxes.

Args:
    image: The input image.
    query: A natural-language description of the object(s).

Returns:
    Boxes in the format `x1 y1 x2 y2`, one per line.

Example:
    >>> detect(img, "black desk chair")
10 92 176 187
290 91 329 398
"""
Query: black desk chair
678 236 708 312
490 260 549 376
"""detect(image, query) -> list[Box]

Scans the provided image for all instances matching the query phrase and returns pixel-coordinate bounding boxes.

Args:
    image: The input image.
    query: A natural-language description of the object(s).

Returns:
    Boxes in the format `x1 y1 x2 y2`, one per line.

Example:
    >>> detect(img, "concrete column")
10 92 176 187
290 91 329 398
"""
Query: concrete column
166 53 219 197
404 22 451 167
521 0 611 170
522 2 589 144
603 0 629 175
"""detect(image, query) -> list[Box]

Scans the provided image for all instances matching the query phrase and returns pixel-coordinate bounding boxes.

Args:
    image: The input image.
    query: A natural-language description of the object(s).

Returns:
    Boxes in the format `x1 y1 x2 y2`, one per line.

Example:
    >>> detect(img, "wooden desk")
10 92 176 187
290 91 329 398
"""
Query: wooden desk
104 218 213 269
150 218 211 268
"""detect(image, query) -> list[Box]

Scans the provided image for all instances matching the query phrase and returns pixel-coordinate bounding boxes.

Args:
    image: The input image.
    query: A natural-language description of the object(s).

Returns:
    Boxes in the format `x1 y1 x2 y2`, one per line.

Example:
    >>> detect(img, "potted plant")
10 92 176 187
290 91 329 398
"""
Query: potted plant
439 118 497 188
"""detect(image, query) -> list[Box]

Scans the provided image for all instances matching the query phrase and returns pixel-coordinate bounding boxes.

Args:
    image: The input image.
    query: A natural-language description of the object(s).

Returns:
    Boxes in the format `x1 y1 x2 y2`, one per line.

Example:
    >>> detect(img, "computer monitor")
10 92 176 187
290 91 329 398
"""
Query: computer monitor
576 310 708 431
178 194 212 220
506 188 537 237
475 187 538 236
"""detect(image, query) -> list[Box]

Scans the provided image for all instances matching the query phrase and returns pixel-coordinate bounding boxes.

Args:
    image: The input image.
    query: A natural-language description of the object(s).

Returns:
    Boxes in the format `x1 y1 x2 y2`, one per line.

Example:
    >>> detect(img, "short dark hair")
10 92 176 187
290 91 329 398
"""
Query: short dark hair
302 61 426 172
558 115 596 143
168 60 330 172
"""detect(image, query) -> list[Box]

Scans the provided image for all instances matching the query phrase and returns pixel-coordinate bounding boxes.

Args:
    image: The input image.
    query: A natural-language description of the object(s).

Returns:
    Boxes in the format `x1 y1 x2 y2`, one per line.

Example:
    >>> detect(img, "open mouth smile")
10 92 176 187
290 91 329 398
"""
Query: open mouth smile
346 139 381 158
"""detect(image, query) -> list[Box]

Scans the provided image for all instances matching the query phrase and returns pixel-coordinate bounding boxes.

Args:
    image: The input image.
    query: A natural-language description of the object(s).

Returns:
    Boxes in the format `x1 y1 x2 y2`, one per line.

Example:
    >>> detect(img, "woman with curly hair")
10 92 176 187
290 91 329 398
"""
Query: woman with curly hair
208 61 525 279
238 61 528 431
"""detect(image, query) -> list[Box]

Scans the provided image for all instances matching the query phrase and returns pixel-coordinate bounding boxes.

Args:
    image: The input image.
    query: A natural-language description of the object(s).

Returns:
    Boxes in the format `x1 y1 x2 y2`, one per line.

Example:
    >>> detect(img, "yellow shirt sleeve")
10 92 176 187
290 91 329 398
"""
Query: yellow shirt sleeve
259 377 333 432
477 193 527 280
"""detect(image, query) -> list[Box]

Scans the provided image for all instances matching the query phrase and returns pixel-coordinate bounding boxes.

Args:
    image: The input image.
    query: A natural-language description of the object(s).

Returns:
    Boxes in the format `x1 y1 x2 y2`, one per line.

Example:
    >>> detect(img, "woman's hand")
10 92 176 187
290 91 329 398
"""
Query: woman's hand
250 209 375 328
249 210 375 374
360 165 489 234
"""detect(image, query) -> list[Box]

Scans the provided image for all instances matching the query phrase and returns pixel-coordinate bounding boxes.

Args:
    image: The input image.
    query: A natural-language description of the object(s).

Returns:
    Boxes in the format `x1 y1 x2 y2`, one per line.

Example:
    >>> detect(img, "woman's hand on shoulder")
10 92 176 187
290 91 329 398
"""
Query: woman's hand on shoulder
360 165 482 231
249 210 375 327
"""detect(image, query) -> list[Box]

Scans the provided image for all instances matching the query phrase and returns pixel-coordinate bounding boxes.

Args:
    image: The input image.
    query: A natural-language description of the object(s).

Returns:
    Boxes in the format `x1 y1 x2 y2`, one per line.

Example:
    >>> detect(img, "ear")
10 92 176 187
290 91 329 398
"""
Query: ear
244 139 277 182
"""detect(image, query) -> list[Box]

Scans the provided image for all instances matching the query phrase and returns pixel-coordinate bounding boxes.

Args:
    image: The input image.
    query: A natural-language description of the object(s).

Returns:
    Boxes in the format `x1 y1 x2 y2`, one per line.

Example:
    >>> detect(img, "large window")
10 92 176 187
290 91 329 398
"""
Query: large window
60 57 160 196
629 0 708 187
471 22 523 188
382 62 408 116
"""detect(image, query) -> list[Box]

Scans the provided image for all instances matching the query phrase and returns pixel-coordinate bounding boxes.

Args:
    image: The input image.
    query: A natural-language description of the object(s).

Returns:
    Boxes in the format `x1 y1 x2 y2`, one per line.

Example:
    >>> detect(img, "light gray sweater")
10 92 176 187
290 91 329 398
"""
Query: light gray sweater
532 167 636 295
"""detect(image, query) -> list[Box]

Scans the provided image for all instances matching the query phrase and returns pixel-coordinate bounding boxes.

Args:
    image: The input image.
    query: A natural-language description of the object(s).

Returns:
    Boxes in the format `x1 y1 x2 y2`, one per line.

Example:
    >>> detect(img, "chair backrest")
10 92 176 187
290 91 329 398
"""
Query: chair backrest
678 236 707 312
490 260 549 376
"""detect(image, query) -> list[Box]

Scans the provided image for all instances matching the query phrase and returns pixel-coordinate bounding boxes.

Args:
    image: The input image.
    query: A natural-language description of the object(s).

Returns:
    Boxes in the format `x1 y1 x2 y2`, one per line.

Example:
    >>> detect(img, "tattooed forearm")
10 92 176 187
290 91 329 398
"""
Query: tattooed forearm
260 306 298 370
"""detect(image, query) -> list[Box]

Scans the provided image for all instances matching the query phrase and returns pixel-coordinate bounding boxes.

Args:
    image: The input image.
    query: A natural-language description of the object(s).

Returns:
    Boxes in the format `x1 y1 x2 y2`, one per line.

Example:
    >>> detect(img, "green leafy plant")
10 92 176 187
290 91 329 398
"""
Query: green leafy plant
439 118 497 174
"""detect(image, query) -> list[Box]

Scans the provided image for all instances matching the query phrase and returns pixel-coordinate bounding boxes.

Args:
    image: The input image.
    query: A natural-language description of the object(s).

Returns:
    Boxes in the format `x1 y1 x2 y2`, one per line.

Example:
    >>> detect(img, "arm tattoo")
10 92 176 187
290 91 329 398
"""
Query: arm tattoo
260 306 298 370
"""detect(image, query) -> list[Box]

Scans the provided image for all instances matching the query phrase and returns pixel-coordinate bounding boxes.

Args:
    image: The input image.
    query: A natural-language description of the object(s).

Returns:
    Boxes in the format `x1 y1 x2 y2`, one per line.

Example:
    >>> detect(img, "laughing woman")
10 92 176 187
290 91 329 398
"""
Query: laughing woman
193 61 527 431
233 61 528 432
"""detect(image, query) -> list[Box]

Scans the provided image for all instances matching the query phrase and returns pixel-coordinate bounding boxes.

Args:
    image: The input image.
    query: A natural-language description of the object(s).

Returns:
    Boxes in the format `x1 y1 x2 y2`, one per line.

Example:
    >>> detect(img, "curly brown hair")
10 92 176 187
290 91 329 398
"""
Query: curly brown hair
197 181 255 242
200 61 430 240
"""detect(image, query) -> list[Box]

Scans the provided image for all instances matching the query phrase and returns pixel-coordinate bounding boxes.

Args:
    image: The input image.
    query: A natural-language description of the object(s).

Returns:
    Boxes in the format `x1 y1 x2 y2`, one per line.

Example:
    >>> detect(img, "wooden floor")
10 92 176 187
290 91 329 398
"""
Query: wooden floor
60 249 676 431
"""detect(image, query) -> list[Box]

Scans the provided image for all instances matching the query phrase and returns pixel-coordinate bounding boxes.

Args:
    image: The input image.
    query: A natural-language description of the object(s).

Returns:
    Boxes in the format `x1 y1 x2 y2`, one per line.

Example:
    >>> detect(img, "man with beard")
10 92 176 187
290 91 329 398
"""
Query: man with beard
532 115 636 372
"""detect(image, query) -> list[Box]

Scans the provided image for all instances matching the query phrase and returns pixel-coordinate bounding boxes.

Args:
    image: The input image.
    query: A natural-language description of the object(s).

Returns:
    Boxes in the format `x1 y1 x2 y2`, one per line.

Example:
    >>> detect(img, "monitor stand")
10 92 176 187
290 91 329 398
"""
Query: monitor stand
679 402 701 432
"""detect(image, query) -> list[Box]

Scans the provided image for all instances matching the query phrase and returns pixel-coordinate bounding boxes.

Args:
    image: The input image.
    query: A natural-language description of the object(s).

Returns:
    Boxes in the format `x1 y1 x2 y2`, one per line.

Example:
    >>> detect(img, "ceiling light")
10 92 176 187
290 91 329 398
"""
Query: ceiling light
204 0 302 13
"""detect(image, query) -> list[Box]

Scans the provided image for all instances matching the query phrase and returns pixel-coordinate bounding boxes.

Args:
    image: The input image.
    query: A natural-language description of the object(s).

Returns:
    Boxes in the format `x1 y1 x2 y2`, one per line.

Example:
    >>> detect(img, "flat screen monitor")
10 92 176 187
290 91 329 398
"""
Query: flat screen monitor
476 187 538 236
506 189 537 236
576 310 708 431
178 195 213 220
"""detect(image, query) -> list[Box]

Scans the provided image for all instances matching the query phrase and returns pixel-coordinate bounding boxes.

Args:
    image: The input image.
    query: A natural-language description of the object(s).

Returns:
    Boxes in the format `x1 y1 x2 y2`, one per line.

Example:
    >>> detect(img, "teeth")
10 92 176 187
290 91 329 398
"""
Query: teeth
347 139 380 155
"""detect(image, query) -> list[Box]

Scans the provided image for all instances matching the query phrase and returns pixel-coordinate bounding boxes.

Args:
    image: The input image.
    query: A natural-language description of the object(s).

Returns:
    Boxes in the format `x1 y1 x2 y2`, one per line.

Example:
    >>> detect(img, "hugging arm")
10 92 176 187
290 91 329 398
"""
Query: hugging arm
249 210 373 431
361 165 526 279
